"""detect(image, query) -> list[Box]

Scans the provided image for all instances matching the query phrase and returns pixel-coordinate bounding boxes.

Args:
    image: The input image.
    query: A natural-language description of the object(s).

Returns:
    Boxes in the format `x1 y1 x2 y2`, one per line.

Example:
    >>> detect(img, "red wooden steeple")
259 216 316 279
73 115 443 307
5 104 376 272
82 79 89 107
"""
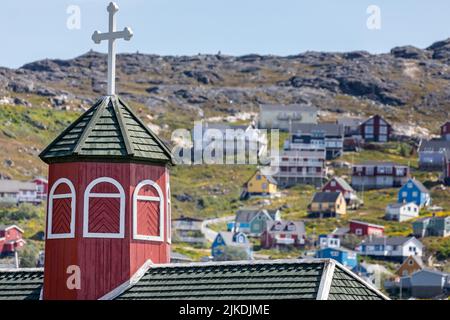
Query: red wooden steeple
39 3 173 300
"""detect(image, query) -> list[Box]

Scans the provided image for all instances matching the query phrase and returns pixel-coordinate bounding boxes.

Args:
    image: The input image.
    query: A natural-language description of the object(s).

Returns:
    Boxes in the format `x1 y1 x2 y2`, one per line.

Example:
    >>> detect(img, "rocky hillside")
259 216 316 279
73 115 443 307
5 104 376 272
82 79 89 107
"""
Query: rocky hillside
1 39 450 179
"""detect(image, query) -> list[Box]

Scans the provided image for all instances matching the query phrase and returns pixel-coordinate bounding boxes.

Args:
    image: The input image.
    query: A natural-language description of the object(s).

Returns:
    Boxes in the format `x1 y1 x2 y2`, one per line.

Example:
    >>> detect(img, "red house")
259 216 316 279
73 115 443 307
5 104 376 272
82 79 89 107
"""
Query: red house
0 225 25 255
349 220 384 237
441 121 450 141
39 96 174 300
359 115 392 143
33 177 48 201
322 176 362 209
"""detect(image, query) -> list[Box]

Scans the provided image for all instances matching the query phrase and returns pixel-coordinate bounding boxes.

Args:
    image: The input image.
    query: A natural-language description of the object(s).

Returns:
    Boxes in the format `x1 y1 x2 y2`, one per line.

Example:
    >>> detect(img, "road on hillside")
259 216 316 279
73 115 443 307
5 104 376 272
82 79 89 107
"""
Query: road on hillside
201 215 235 242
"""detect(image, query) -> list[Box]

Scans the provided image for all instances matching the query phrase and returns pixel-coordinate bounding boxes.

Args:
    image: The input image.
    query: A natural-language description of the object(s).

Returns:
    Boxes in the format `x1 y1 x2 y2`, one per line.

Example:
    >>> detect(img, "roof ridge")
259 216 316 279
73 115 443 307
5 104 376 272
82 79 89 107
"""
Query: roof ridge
117 96 173 161
73 96 109 155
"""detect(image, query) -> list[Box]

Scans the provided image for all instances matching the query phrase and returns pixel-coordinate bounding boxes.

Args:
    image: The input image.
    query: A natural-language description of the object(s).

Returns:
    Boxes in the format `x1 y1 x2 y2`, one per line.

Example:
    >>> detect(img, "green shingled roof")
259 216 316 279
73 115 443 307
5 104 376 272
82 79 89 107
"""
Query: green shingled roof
0 259 388 300
39 95 173 164
0 269 43 300
116 259 388 300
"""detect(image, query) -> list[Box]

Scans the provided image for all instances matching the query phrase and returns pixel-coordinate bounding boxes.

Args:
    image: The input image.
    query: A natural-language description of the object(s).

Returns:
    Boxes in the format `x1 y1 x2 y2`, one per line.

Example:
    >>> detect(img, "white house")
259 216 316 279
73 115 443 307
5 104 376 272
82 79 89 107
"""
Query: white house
319 235 341 249
0 180 40 205
385 202 420 222
357 236 423 262
259 104 318 130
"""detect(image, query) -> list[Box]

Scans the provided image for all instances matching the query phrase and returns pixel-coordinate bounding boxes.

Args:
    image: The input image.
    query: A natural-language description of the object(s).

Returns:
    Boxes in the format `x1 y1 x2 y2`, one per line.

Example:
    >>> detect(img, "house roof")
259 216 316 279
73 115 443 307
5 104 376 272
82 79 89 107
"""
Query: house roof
291 123 344 137
266 220 306 235
172 216 203 222
217 232 250 248
0 225 25 233
354 161 407 167
235 208 279 223
361 115 391 127
405 179 429 193
116 259 387 300
0 269 43 300
326 177 354 192
311 192 342 203
350 220 385 229
0 260 388 300
0 180 36 193
260 104 318 113
418 139 450 153
361 236 422 247
39 95 173 165
245 170 278 186
386 202 417 209
401 255 424 269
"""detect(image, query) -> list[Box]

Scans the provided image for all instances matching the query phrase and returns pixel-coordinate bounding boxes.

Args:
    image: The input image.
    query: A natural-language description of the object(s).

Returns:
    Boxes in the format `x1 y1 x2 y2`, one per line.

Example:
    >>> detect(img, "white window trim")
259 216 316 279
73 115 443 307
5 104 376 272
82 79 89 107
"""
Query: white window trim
166 172 172 244
133 179 164 242
47 178 76 240
83 177 125 239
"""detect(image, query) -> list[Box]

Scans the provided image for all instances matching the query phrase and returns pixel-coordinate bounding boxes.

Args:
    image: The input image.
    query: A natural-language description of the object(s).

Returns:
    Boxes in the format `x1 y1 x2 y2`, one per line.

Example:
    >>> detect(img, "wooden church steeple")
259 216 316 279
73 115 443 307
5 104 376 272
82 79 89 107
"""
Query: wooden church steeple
39 3 173 300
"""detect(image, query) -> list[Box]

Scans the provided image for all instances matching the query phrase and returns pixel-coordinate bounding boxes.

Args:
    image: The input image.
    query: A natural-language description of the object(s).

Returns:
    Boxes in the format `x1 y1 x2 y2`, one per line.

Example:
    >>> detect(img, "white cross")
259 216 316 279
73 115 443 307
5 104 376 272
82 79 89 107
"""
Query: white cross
92 2 133 96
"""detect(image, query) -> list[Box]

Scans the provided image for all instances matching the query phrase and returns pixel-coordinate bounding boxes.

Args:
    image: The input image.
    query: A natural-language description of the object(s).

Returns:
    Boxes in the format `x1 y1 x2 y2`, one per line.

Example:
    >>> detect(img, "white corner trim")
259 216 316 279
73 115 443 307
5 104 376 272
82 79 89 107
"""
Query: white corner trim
166 171 172 244
3 225 25 234
316 259 336 300
83 177 125 239
47 178 76 240
98 259 153 300
132 179 164 242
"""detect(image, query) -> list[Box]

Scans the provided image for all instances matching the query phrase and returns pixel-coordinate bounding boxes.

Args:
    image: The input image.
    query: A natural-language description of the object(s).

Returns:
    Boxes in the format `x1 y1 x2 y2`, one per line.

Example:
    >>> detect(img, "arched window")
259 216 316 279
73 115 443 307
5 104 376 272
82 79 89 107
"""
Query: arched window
133 180 164 241
166 175 172 244
47 178 76 239
83 177 125 239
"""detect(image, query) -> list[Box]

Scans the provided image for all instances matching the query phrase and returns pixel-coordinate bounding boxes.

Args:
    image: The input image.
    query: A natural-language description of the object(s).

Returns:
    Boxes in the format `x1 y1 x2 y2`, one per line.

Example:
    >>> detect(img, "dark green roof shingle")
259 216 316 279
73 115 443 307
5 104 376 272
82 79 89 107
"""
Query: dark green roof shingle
39 95 173 164
0 269 43 300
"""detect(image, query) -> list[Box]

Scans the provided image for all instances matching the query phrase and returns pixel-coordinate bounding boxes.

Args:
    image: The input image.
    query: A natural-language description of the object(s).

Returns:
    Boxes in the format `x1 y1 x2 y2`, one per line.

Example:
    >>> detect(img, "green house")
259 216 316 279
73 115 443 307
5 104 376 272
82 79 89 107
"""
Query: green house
413 215 450 238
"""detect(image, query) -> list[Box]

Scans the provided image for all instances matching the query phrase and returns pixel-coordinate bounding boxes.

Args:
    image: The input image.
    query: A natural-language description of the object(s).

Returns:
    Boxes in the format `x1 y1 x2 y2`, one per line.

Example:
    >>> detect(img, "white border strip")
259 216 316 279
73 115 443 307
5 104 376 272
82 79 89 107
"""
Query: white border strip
132 180 164 242
99 259 153 300
47 178 76 240
316 259 336 300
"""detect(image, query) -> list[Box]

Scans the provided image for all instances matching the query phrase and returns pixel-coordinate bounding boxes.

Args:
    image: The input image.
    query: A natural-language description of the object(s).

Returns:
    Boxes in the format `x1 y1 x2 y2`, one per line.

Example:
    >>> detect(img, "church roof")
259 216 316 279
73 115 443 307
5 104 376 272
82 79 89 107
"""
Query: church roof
0 259 388 300
39 95 173 165
0 269 43 300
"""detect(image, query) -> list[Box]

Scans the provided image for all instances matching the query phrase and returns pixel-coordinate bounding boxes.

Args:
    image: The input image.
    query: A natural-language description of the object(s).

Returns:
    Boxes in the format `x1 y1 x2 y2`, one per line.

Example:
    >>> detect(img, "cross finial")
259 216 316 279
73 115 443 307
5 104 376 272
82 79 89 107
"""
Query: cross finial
92 2 133 96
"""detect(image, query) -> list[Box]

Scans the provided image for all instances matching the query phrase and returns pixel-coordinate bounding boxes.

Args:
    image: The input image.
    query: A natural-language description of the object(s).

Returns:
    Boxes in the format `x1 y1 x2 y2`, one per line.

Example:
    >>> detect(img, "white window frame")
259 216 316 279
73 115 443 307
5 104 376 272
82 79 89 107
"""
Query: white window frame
47 178 76 239
133 179 164 242
83 177 125 239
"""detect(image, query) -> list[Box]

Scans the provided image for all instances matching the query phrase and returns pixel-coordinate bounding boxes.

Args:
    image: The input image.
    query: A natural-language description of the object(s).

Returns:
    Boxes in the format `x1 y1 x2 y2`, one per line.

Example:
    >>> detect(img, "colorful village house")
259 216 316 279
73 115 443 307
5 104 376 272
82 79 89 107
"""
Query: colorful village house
307 191 346 218
227 207 281 236
0 3 391 302
397 178 431 208
441 121 450 141
38 3 174 300
321 176 362 209
315 247 358 269
0 225 26 256
211 231 253 260
385 202 419 222
412 215 450 238
260 220 306 249
351 161 410 191
349 220 384 237
357 236 423 262
395 255 424 277
359 115 392 143
241 169 278 199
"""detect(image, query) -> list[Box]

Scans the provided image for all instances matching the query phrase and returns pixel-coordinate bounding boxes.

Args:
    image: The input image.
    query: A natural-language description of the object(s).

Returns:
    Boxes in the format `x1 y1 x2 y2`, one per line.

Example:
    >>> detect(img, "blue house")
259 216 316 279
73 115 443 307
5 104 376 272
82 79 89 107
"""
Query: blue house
315 247 358 268
398 178 431 208
211 231 253 260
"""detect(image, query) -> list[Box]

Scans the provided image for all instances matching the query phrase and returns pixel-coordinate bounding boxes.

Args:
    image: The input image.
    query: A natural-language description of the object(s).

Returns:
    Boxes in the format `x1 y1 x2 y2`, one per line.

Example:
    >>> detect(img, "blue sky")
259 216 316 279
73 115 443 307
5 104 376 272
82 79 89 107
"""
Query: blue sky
1 0 449 68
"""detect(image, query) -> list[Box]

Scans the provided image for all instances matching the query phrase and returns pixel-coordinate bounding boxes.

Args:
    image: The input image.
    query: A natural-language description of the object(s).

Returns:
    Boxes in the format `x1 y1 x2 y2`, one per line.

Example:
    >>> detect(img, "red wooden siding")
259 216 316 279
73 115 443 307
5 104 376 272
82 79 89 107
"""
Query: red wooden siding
88 198 121 234
43 161 170 300
136 201 159 236
51 198 72 234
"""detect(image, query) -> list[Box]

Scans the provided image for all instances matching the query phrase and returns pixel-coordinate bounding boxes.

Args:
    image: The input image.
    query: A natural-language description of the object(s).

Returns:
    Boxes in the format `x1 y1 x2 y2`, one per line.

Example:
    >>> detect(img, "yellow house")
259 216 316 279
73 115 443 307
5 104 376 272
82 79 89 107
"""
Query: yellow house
244 170 278 196
308 191 346 217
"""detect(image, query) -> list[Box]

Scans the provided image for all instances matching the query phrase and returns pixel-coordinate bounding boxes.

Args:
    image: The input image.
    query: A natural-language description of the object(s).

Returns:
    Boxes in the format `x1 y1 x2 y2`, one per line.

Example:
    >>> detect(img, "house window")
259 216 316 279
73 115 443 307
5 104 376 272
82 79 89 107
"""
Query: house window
407 183 413 189
355 228 363 236
133 179 165 241
330 181 336 187
262 183 268 190
256 175 262 180
47 178 76 239
412 192 418 197
402 192 407 198
83 177 125 239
